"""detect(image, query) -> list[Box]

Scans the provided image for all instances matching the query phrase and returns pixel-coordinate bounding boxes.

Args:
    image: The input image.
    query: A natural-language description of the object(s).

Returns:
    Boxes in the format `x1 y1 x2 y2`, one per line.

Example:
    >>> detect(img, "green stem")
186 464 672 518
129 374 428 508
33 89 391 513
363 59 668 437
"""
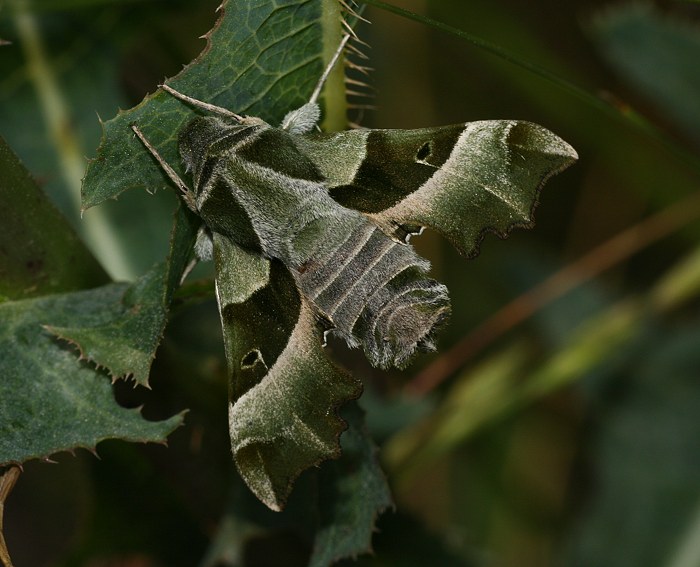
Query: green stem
0 467 20 567
320 0 349 131
9 0 136 280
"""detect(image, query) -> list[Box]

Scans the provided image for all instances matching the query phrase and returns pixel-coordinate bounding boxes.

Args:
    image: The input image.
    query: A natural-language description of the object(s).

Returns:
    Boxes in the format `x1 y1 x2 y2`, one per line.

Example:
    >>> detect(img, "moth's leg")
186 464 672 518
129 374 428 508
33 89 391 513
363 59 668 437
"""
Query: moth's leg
279 103 321 134
160 85 245 122
179 225 213 284
194 225 214 262
130 124 197 212
279 33 351 135
160 85 265 126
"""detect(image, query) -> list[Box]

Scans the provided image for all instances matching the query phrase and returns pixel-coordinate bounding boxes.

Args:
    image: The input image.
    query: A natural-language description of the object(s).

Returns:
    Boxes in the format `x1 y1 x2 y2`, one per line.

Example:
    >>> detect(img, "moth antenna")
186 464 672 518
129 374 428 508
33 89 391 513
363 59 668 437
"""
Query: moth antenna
308 33 352 106
160 84 245 122
130 124 197 212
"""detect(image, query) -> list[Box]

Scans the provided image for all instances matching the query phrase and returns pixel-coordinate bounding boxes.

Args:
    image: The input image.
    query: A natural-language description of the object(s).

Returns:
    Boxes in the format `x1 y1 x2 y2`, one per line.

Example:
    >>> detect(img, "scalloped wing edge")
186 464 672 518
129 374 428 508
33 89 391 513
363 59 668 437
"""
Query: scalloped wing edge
228 298 362 511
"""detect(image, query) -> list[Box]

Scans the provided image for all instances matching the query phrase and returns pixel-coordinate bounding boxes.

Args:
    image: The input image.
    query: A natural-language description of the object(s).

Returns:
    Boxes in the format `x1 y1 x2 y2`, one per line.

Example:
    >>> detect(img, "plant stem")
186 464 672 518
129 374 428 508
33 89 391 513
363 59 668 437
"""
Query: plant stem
0 467 20 567
320 0 349 131
9 0 136 280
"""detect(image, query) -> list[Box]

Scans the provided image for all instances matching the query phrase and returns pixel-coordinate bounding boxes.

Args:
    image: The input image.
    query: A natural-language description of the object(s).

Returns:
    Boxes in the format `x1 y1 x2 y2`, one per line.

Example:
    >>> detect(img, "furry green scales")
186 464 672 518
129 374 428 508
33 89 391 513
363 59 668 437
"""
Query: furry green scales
132 77 577 511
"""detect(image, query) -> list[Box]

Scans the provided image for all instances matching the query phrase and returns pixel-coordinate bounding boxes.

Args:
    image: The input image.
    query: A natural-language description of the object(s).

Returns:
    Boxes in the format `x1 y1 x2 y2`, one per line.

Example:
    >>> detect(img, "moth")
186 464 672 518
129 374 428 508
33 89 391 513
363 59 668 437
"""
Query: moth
131 42 577 510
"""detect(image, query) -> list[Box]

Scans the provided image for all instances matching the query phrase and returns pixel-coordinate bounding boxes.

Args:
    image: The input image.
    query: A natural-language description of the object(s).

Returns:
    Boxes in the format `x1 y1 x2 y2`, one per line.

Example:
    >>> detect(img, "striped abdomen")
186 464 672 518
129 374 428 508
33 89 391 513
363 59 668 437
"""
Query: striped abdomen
178 116 450 368
293 214 450 369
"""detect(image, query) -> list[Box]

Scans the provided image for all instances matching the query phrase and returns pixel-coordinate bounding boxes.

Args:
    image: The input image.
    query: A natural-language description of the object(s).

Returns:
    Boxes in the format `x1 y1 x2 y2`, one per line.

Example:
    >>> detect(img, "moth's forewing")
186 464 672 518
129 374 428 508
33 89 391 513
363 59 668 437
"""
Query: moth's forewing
212 232 274 397
296 121 577 257
212 232 361 511
295 125 465 212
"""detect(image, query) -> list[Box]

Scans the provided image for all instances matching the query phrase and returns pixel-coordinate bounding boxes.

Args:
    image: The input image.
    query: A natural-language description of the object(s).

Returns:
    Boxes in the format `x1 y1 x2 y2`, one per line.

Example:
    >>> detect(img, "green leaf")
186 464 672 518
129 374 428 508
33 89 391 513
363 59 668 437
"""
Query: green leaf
45 206 199 385
0 133 186 489
200 404 390 567
590 3 700 147
214 235 362 511
81 0 328 210
0 288 184 464
0 135 109 300
310 403 392 567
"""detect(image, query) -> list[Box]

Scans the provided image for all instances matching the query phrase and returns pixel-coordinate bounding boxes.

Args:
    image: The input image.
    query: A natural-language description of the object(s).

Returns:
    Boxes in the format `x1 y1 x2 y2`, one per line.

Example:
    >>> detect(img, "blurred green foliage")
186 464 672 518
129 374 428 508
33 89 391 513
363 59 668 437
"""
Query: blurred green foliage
3 0 700 566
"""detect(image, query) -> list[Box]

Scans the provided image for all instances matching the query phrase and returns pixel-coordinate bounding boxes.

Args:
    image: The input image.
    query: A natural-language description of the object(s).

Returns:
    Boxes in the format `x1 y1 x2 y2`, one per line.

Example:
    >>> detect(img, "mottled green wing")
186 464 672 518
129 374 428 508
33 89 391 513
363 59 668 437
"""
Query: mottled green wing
212 232 362 511
296 121 577 256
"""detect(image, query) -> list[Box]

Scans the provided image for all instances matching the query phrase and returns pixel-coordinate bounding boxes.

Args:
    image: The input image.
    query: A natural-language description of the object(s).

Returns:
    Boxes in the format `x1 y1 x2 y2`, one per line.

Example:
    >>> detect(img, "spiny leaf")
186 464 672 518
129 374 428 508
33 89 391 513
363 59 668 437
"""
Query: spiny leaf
45 206 199 385
0 288 184 465
0 134 183 465
310 402 392 567
214 235 362 511
81 0 328 211
0 135 109 300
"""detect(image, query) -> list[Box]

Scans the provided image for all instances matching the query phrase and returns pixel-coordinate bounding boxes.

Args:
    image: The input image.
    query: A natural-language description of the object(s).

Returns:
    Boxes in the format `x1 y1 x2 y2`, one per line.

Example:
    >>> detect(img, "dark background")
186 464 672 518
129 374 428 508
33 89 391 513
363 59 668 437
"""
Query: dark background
2 0 700 565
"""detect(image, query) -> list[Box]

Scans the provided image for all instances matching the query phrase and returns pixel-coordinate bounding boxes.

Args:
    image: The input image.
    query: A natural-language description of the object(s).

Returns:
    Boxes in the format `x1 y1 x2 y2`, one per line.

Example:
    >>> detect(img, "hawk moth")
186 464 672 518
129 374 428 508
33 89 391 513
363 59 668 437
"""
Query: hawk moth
132 58 577 510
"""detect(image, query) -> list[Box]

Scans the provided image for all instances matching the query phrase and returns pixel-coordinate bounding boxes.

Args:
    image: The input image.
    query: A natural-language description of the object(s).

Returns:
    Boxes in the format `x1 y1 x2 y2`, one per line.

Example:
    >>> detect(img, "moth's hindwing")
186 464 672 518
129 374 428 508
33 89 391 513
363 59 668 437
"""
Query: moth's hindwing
212 232 362 511
294 121 578 256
